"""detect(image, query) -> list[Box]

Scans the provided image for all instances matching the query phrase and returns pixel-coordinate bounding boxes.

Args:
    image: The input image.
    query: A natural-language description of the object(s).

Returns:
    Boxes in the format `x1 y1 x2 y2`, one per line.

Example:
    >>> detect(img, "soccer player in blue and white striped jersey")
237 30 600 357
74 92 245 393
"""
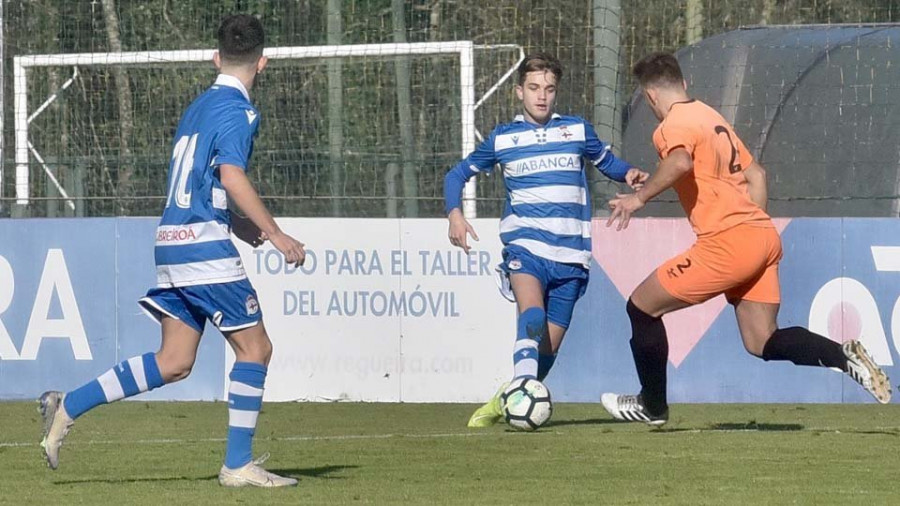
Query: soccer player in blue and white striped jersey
444 53 648 427
38 15 305 487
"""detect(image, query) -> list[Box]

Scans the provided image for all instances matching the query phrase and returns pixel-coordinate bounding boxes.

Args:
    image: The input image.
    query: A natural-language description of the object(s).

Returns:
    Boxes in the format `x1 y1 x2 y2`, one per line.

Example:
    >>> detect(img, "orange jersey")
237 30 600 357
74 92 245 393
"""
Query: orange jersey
652 100 772 237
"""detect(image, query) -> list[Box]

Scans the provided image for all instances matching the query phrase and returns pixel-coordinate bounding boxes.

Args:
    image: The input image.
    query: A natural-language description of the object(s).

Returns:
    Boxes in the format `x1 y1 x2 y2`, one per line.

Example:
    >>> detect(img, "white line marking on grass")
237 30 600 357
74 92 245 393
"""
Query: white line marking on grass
7 425 894 449
0 430 556 448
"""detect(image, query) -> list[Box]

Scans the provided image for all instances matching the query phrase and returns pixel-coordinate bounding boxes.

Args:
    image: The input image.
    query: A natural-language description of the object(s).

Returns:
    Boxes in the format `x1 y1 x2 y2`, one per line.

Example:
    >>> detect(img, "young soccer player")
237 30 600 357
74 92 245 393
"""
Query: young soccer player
444 52 648 427
38 15 306 487
601 52 891 425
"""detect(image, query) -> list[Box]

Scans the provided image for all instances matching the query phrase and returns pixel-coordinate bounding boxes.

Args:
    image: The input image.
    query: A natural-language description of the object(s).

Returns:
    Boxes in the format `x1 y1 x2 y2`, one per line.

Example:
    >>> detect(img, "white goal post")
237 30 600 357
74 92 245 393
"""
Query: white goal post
12 41 523 218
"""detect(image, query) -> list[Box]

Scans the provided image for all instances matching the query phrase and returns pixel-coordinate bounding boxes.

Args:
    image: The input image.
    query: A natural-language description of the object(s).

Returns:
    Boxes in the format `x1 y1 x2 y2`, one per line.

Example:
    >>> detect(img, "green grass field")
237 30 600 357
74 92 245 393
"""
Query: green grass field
1 402 898 505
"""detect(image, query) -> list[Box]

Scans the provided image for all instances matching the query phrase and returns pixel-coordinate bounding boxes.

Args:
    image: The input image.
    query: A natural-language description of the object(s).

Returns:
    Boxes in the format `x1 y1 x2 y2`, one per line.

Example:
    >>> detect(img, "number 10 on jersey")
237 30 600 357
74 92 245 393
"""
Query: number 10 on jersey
166 134 199 209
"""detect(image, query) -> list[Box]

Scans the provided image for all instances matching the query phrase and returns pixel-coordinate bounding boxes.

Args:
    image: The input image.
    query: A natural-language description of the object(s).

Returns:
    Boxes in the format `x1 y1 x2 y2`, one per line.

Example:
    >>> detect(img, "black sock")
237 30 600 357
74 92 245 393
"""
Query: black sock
626 298 669 415
761 326 848 370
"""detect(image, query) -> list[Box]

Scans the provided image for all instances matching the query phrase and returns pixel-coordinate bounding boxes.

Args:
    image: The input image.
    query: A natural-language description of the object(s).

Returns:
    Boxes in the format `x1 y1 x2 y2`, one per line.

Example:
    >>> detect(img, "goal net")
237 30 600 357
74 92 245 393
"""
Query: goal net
13 42 521 218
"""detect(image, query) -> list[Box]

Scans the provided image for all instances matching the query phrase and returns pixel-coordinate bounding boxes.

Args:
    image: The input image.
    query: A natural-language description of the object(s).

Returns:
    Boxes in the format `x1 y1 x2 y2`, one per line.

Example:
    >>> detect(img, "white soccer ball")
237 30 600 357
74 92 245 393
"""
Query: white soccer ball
500 378 553 431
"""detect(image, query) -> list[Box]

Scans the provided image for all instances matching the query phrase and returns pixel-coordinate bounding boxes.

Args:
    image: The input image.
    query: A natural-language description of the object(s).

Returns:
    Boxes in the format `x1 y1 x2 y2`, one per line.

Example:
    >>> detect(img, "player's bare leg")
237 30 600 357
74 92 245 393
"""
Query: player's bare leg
736 299 891 404
540 322 566 379
602 271 690 425
218 322 297 487
155 316 203 381
39 316 199 470
732 299 779 357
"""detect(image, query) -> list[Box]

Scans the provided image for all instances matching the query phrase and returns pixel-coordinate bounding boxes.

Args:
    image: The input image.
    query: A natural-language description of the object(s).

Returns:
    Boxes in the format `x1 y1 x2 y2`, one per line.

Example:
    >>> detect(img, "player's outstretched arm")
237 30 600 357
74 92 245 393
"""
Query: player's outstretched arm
585 121 648 187
444 164 480 254
220 164 306 266
607 148 692 230
443 133 497 254
742 161 768 212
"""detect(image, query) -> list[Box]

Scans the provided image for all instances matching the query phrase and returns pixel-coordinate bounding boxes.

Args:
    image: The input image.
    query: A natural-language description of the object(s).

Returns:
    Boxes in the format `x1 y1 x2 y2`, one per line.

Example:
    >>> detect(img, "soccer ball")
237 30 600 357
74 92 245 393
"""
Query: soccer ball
500 378 553 431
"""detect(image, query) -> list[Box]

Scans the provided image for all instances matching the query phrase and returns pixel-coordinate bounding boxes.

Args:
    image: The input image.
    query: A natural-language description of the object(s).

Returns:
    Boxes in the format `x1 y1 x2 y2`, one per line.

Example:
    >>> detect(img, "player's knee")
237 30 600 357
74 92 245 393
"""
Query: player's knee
741 329 773 358
156 355 195 383
241 335 273 365
743 340 765 358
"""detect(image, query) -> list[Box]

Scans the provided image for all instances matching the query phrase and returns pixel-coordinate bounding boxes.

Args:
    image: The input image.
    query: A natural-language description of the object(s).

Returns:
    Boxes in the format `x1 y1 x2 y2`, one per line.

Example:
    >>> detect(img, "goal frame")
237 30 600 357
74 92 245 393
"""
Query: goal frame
12 41 519 218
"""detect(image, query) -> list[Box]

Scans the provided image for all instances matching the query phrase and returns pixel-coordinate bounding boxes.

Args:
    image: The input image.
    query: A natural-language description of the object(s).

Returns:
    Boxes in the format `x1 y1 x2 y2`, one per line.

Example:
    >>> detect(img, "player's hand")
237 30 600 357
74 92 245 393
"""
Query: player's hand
607 192 645 231
625 168 650 191
231 214 267 247
448 208 479 254
269 230 306 267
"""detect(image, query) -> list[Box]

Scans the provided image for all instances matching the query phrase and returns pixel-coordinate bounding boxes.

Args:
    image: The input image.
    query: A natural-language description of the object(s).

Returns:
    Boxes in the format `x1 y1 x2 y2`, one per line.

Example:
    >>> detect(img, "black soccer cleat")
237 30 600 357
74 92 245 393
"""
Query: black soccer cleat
601 393 668 426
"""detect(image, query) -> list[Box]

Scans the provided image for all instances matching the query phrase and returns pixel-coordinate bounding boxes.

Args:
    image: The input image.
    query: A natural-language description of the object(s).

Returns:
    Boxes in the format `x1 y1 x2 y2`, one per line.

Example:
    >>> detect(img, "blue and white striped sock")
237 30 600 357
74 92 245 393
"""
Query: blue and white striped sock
224 362 267 470
513 307 547 380
63 353 165 419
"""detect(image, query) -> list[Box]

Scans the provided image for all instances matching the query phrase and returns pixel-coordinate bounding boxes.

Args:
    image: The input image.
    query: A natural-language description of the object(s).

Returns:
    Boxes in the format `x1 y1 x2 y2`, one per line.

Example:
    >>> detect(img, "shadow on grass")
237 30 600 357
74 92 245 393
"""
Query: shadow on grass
270 464 358 479
650 422 804 433
52 464 357 485
708 422 805 431
545 418 624 428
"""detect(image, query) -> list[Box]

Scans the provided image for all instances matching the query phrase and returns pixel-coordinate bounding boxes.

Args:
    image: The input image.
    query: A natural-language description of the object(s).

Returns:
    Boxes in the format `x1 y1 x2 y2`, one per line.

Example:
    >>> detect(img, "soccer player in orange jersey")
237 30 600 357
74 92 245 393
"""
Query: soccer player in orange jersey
600 52 891 425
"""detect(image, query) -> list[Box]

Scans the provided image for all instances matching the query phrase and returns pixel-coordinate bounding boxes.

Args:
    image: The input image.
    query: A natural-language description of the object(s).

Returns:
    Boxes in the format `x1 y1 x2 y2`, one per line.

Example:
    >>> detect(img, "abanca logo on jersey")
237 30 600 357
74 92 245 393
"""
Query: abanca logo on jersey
506 154 579 177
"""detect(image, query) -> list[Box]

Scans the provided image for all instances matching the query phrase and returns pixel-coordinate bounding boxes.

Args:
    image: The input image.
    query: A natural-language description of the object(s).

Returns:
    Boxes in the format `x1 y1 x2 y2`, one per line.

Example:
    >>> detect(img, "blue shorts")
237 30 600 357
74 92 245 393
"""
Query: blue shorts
138 278 262 333
498 246 589 328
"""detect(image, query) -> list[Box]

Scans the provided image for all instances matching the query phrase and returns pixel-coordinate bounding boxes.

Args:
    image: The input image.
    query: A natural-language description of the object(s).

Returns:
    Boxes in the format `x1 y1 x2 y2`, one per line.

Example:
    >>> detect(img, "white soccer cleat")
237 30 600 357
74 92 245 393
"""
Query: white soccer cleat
38 391 74 470
843 340 891 404
218 453 298 488
601 393 668 426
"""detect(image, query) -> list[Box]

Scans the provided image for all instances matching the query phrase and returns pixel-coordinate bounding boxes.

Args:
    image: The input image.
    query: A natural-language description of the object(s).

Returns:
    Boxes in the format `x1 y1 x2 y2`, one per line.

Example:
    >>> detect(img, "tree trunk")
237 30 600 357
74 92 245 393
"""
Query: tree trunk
100 0 134 213
386 162 399 217
393 0 418 218
761 0 777 25
327 0 344 217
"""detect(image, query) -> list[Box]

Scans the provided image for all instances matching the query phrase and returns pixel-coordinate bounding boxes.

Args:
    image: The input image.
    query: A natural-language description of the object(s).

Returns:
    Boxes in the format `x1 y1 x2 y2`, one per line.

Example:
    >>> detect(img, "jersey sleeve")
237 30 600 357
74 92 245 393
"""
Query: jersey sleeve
655 114 701 159
214 107 259 171
583 120 631 182
443 130 498 214
463 130 499 175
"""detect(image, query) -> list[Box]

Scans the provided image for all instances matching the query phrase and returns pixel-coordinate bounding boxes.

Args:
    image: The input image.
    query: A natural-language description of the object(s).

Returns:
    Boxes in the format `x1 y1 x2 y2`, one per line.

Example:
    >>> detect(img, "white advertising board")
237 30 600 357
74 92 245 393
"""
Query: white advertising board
229 218 515 402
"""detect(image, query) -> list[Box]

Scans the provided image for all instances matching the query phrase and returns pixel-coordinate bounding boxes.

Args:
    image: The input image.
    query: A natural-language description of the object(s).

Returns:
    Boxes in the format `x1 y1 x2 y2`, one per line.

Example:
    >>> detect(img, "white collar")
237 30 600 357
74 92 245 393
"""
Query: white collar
214 74 250 102
513 112 561 123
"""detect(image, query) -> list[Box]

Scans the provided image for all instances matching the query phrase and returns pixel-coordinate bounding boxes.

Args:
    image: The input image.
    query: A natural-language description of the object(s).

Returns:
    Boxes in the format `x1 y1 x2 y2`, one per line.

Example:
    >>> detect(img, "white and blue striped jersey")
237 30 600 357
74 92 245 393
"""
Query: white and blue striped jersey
445 114 632 268
154 74 260 288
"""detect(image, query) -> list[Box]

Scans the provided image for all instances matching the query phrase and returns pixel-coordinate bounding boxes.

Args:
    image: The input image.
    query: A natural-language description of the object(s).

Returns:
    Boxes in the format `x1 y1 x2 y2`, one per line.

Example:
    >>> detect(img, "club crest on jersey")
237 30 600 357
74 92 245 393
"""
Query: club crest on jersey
245 295 260 315
560 125 573 139
508 259 522 271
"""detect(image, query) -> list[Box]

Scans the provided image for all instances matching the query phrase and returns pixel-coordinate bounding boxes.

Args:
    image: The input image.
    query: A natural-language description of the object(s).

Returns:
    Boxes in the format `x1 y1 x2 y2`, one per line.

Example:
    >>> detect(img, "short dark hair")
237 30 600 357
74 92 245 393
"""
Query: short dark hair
217 14 265 66
517 52 563 86
633 52 684 88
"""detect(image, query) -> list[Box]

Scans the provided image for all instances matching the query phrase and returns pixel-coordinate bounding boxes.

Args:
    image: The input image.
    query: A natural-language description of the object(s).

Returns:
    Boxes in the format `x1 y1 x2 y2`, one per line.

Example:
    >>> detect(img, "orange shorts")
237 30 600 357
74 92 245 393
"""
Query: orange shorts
657 223 783 305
